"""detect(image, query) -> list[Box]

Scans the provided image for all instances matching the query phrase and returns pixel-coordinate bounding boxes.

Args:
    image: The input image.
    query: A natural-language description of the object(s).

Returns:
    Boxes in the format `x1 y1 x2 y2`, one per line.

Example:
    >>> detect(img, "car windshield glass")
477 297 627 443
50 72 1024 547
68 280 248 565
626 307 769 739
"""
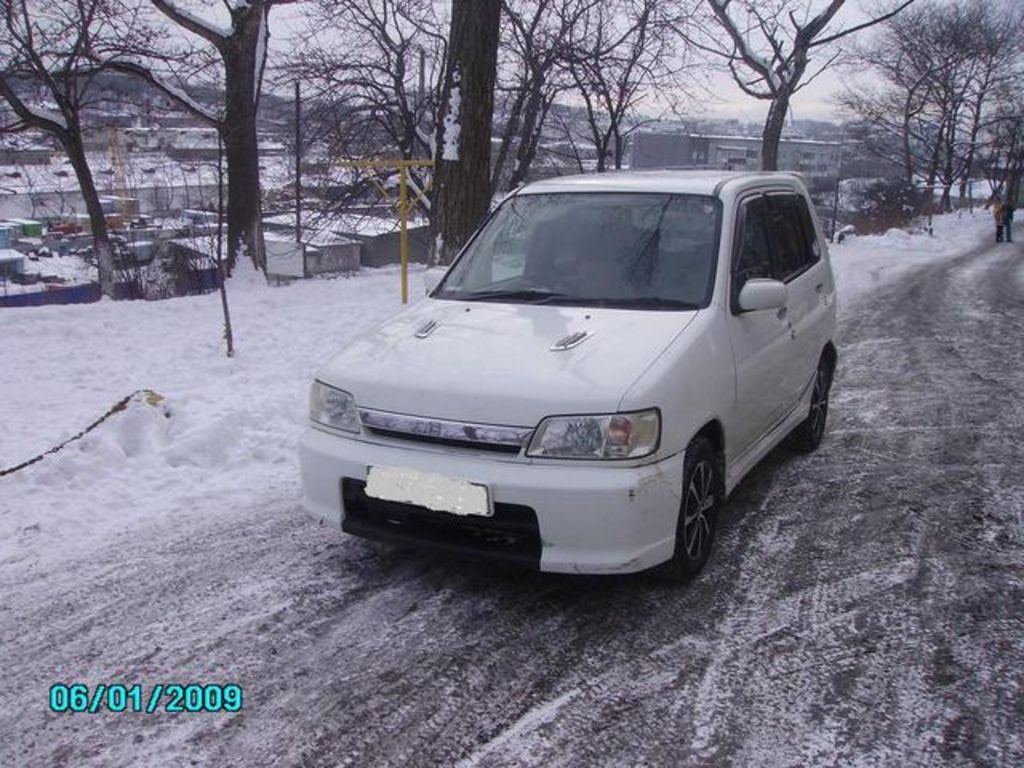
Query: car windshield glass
435 192 720 309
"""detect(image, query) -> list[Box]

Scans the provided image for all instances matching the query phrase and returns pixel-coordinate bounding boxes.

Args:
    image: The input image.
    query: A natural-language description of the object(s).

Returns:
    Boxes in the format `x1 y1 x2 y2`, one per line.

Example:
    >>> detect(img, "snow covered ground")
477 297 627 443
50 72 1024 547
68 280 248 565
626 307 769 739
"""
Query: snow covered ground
0 265 407 569
0 211 1007 768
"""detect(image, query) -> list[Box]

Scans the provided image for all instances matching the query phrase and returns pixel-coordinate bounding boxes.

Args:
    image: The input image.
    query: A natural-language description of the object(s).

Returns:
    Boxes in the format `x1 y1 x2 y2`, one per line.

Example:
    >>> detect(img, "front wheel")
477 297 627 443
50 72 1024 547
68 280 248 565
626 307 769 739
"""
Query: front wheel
790 356 833 453
657 436 718 583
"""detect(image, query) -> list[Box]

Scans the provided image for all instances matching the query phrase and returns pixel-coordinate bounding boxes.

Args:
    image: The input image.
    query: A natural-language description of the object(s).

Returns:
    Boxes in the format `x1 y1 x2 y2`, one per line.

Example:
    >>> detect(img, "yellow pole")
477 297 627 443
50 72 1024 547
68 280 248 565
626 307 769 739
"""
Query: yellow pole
334 158 431 304
399 164 409 304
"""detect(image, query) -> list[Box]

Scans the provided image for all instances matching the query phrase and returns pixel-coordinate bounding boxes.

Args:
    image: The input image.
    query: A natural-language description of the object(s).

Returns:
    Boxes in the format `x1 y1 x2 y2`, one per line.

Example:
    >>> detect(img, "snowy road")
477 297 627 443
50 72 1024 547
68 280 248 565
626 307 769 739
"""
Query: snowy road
2 238 1023 766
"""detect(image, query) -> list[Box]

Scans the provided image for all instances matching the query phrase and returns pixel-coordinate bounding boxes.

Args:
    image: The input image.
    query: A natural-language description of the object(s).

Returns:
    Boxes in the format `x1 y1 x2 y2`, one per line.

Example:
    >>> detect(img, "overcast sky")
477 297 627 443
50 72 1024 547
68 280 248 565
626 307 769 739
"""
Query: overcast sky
259 0 889 125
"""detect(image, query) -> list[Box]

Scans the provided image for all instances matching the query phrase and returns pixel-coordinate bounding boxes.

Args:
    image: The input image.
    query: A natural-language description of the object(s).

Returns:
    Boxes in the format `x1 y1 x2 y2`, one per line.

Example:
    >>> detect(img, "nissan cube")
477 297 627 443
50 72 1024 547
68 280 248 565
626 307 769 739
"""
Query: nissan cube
299 171 837 580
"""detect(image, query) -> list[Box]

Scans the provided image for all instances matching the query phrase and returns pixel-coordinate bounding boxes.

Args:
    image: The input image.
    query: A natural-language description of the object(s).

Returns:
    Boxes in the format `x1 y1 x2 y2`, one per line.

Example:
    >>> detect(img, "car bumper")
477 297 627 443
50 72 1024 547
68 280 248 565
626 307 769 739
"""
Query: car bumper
299 427 686 574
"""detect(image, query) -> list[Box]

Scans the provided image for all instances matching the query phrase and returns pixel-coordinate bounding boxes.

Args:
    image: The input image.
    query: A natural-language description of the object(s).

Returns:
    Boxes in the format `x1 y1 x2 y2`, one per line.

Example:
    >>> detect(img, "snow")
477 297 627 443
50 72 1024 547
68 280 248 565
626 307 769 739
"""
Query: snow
0 212 989 570
0 208 1013 765
456 687 581 767
264 210 427 239
441 83 462 162
253 8 267 104
0 253 95 295
22 105 68 131
828 211 990 310
0 264 418 568
152 76 220 124
163 1 231 38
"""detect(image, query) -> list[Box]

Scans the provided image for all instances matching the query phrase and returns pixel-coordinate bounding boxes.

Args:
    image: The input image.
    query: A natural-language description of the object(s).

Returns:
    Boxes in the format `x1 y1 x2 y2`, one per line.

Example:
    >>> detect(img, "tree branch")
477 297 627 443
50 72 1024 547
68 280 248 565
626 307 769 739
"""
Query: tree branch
813 0 917 48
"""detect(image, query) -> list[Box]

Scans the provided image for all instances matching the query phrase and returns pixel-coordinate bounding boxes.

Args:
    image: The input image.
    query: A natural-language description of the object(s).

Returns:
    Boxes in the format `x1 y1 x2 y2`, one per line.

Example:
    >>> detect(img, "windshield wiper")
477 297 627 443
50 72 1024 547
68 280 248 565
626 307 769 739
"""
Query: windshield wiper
597 297 701 310
457 288 572 304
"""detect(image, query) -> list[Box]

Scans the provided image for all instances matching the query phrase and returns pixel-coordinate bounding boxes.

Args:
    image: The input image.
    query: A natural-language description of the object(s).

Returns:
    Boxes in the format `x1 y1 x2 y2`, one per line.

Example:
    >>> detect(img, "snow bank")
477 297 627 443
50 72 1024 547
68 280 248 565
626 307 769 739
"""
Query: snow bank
828 211 990 314
0 265 418 570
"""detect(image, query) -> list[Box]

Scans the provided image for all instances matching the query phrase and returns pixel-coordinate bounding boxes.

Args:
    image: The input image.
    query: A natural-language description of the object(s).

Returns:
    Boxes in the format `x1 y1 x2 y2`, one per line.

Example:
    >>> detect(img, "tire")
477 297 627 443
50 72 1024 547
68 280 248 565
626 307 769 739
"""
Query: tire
657 436 718 583
789 355 833 453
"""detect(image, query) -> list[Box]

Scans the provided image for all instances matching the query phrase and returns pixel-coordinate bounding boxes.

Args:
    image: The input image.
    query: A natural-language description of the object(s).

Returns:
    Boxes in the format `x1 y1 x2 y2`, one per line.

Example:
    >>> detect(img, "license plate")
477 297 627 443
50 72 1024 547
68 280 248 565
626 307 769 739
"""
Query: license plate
365 466 493 517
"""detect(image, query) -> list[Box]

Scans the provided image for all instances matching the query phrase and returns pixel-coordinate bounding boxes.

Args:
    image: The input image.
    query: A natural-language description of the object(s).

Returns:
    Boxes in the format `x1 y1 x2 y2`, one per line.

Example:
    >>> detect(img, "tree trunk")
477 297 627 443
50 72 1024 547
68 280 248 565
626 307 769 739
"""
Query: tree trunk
492 89 526 193
221 11 266 274
941 121 956 213
901 93 916 188
959 89 988 208
761 89 791 171
613 130 625 170
507 86 547 190
64 130 115 296
431 0 501 265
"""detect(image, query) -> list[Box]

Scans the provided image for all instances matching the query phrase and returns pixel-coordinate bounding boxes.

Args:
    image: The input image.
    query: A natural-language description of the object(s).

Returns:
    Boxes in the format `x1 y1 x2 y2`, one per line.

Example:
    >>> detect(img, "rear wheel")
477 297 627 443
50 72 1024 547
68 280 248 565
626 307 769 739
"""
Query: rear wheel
790 355 833 453
657 437 718 583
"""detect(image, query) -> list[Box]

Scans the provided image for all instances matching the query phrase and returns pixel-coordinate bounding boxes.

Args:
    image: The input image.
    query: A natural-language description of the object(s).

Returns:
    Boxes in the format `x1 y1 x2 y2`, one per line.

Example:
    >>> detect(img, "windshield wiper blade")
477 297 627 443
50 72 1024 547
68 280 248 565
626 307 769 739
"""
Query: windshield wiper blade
600 297 701 309
459 289 571 304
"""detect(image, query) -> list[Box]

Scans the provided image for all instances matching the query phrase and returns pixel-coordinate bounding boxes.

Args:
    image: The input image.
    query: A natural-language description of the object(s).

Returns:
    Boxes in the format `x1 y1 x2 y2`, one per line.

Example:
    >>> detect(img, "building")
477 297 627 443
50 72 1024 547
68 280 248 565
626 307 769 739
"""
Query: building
0 145 52 165
632 131 841 177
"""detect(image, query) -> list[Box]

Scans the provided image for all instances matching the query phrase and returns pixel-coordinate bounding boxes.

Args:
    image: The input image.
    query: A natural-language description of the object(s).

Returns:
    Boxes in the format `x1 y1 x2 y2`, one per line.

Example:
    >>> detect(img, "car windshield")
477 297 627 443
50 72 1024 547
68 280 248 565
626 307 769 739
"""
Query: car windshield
434 192 720 310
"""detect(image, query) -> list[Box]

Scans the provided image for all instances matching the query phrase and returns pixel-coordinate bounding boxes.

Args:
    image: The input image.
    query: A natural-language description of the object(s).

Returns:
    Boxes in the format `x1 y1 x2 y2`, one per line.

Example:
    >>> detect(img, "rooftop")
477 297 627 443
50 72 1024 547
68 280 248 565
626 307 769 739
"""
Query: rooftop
518 170 804 197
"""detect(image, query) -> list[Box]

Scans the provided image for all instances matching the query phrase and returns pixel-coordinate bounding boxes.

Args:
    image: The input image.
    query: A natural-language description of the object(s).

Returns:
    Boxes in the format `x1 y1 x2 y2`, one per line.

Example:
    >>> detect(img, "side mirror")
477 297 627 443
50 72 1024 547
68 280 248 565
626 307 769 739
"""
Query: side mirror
737 278 787 312
423 267 446 296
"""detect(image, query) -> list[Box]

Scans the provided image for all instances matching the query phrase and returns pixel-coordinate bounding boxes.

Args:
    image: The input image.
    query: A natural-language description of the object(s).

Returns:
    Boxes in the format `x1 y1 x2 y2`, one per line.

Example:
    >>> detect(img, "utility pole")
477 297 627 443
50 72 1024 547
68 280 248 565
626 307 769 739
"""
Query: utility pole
295 80 302 243
830 128 845 243
216 133 234 358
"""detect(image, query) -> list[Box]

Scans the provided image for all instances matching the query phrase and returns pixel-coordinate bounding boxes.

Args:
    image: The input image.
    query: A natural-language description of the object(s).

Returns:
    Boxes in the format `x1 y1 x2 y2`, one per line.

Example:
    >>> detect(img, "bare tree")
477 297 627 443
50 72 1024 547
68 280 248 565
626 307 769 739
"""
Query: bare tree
837 11 938 188
490 0 592 191
840 0 1023 210
690 0 916 170
287 0 446 215
980 87 1024 207
431 0 501 265
107 0 296 273
951 3 1022 206
565 0 682 172
0 0 144 295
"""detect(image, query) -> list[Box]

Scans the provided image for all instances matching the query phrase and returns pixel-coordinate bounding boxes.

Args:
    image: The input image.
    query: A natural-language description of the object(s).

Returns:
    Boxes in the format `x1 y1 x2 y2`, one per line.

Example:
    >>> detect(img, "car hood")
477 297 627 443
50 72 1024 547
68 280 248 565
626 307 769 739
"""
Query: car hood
317 299 698 426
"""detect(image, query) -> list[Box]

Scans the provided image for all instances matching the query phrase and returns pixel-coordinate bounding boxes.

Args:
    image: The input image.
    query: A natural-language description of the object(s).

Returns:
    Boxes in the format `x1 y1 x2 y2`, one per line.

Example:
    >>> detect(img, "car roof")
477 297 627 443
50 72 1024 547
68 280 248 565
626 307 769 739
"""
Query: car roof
516 170 804 197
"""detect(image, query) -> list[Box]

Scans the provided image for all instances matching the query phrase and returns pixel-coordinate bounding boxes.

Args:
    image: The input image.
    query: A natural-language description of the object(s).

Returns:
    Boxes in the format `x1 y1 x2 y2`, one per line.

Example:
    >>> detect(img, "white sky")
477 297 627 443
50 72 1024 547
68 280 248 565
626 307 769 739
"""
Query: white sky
258 0 893 125
692 1 889 123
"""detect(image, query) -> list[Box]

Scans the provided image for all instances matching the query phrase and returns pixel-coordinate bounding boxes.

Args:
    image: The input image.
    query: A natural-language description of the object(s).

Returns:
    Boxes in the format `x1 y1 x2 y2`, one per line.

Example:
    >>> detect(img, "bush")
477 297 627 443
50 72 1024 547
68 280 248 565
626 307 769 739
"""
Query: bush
840 177 925 235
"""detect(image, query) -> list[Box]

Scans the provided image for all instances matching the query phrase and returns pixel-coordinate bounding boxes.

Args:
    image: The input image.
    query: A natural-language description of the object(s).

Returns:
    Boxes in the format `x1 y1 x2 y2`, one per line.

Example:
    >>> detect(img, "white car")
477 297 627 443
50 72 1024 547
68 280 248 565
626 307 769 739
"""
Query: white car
300 171 837 580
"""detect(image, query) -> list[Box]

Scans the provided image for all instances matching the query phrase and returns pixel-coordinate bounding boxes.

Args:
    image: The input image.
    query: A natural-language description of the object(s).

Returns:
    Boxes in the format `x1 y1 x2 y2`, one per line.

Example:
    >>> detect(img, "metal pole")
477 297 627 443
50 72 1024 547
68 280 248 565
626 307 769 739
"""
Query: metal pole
829 129 844 243
216 133 234 358
217 134 224 266
294 80 302 243
399 164 409 304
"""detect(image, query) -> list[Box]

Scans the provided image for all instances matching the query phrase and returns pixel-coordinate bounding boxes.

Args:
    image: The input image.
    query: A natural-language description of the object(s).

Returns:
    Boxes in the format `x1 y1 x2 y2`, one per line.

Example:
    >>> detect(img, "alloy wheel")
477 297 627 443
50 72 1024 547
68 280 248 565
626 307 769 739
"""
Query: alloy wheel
683 460 715 559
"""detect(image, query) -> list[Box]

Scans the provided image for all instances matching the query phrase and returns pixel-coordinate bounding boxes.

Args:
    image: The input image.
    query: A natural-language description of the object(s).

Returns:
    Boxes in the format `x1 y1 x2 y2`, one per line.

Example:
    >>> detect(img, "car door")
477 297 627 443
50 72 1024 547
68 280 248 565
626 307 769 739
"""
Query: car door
764 192 830 408
726 193 795 459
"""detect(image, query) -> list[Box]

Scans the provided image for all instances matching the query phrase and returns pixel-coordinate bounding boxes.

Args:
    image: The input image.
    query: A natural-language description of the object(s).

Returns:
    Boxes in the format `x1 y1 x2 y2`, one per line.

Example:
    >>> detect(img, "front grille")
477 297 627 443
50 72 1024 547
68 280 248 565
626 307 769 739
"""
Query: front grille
341 478 541 568
363 427 524 454
358 408 532 455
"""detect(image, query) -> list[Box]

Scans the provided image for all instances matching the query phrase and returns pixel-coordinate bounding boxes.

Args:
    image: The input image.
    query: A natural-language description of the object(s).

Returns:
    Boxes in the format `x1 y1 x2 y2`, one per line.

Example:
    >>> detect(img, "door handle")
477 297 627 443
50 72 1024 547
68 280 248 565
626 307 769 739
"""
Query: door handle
815 283 823 293
776 306 788 321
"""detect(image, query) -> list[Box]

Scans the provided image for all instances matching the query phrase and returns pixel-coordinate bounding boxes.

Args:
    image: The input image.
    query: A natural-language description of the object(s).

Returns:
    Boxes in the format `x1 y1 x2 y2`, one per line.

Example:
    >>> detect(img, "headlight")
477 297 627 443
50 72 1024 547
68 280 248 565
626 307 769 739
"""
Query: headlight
526 409 660 460
309 381 361 433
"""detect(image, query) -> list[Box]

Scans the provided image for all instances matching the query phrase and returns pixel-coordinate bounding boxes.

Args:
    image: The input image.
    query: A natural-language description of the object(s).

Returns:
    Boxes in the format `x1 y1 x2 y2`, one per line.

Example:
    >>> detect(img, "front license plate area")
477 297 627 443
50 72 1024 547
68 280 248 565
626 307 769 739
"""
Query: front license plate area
365 466 493 517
